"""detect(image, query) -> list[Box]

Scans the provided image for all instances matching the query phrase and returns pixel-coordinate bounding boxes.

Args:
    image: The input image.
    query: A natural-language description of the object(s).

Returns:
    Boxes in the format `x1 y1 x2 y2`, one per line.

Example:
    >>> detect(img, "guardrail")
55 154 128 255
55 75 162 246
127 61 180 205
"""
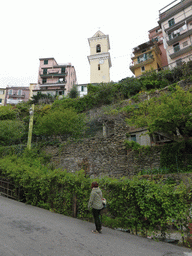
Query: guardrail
0 180 20 200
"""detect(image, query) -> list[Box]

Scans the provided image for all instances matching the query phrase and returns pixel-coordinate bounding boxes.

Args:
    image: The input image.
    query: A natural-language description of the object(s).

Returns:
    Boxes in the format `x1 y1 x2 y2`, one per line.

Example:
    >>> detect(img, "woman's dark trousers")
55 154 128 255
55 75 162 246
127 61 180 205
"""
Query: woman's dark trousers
92 208 102 231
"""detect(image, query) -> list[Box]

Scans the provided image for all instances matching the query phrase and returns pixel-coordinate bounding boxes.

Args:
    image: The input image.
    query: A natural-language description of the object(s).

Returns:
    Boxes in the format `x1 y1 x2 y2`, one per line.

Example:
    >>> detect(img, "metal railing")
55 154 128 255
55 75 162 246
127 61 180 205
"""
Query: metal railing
0 180 20 200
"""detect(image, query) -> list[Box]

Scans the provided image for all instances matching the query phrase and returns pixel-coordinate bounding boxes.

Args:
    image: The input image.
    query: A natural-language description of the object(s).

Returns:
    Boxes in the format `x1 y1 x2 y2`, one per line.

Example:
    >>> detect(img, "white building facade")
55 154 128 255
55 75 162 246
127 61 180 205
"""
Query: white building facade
159 0 192 68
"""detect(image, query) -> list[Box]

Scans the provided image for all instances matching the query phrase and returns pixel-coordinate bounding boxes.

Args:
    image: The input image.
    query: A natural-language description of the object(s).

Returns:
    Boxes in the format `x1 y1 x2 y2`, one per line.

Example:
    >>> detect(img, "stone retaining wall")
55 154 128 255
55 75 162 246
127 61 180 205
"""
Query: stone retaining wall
45 82 192 178
46 115 161 178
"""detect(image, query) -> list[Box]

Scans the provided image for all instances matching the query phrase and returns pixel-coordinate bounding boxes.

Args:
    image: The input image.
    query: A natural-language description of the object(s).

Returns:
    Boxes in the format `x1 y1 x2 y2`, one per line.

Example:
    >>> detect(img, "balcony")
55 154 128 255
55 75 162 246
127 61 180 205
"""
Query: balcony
9 93 25 99
39 70 67 78
170 43 192 59
165 15 192 34
159 0 192 26
130 53 154 72
7 99 23 105
40 81 66 87
167 28 192 46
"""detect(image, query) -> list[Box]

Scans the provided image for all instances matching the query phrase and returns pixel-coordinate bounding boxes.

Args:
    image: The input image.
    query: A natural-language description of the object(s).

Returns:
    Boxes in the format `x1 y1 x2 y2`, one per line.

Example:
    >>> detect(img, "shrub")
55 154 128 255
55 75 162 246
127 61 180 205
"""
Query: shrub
0 105 19 120
0 120 25 146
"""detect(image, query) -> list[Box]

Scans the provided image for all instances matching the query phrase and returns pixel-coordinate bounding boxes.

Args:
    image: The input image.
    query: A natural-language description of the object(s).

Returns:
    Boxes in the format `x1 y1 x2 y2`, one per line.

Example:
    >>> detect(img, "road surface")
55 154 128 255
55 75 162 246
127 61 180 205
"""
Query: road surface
0 196 192 256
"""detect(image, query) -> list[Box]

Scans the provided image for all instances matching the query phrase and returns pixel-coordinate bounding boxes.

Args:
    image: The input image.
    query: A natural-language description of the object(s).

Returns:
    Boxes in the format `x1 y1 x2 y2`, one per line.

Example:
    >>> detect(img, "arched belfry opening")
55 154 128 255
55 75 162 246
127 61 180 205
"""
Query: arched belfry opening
96 44 101 53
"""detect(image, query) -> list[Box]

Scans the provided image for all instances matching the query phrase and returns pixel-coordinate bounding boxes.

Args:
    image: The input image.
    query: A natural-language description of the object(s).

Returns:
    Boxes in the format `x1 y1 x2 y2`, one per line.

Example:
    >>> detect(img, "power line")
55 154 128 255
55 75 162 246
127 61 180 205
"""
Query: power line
112 54 130 59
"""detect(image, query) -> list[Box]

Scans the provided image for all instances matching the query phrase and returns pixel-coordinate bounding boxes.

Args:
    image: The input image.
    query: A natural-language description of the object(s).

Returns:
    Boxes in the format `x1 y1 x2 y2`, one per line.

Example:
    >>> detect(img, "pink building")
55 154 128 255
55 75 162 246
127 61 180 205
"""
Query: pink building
5 86 31 105
148 25 168 68
36 58 77 97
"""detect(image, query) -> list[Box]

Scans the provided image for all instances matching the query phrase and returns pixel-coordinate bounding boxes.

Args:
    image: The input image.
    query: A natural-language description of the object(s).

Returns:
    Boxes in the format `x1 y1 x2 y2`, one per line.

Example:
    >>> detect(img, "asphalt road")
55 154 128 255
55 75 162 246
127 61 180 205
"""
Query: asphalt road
0 196 192 256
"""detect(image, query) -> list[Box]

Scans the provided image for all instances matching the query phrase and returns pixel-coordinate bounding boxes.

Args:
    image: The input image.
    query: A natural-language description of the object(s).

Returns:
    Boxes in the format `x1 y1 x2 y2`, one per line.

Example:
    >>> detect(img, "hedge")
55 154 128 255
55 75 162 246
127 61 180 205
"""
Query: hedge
0 151 191 242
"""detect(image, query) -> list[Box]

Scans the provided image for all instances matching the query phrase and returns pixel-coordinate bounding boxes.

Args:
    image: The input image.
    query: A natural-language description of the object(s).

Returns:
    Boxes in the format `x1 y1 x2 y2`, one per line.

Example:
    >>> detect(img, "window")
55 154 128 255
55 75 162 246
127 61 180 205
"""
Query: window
152 37 159 42
43 68 47 74
0 90 4 94
141 66 145 72
98 64 100 70
81 86 84 92
173 43 180 53
0 99 2 104
42 78 47 84
168 18 175 28
17 90 22 96
183 41 188 47
96 44 101 53
44 60 48 65
8 89 12 95
61 67 65 73
131 135 136 142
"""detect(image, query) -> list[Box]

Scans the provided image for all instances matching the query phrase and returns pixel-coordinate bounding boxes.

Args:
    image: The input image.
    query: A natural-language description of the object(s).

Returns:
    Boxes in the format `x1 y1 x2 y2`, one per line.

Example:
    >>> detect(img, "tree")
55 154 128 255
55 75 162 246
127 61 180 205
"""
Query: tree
68 85 78 98
34 108 86 138
126 86 192 139
30 92 56 105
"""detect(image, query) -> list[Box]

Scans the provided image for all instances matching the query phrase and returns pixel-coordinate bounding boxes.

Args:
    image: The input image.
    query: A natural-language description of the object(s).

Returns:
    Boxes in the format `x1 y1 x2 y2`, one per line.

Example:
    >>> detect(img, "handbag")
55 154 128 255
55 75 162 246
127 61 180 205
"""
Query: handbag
102 198 107 208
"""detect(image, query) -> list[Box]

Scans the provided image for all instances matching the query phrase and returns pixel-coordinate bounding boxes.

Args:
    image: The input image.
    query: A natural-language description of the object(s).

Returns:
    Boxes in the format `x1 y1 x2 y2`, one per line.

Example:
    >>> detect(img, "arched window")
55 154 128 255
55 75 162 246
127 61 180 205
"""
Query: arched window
96 44 101 53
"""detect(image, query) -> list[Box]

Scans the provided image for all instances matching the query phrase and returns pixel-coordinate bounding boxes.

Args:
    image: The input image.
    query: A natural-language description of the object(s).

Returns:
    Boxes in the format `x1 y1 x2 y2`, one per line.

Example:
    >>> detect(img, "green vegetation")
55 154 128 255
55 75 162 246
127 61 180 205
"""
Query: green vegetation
34 108 86 139
124 140 151 152
0 62 192 245
126 86 192 140
30 92 56 105
160 140 192 173
0 151 191 243
0 105 19 120
0 62 192 146
0 120 25 146
68 85 78 99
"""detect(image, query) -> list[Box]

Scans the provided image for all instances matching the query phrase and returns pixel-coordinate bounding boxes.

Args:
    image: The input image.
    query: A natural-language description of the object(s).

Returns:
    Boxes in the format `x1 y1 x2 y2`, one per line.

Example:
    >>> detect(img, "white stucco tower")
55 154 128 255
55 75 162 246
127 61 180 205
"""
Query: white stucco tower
87 31 112 83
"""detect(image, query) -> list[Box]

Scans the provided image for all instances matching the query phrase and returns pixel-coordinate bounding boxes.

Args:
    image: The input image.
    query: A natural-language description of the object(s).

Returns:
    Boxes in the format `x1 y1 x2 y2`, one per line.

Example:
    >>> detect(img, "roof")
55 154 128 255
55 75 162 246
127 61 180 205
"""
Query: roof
88 30 110 49
132 41 155 53
39 57 55 60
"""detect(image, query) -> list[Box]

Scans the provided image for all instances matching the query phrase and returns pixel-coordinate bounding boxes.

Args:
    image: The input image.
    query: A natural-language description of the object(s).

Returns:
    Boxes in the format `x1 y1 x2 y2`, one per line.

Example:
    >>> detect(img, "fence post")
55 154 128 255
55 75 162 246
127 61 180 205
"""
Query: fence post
73 193 77 218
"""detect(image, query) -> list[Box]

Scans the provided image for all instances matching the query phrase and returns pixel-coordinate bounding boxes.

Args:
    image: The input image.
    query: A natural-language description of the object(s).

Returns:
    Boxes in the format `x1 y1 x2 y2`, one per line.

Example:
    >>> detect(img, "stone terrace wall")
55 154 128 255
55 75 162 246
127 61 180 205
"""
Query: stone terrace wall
45 82 192 178
46 116 161 178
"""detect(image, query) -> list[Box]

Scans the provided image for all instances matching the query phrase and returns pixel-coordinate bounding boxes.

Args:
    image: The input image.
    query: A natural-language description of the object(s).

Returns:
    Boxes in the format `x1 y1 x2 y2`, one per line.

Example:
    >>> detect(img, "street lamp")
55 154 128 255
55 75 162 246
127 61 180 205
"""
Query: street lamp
27 104 34 150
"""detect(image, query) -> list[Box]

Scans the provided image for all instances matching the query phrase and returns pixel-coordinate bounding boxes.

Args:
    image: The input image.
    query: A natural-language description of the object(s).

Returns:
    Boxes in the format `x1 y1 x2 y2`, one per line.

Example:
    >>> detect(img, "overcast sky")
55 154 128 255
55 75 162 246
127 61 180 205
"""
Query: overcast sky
0 0 171 88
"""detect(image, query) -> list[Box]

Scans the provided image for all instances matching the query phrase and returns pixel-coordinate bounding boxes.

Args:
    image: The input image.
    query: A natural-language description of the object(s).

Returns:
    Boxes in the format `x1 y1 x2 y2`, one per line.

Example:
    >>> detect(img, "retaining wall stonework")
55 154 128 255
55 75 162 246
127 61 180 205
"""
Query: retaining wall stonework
47 138 161 178
46 116 161 178
45 82 192 178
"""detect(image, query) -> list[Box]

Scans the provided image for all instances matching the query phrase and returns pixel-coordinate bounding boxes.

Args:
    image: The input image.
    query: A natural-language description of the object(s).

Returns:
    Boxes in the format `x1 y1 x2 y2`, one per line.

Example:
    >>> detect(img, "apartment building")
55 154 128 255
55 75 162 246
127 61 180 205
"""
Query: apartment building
148 26 168 67
129 40 162 77
5 86 31 105
36 58 77 97
159 0 192 67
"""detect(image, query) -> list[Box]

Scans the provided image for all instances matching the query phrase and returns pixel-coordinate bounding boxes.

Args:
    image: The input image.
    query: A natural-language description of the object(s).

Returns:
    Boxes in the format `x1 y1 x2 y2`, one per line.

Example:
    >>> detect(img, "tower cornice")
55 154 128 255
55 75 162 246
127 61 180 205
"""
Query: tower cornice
87 52 112 67
88 31 110 49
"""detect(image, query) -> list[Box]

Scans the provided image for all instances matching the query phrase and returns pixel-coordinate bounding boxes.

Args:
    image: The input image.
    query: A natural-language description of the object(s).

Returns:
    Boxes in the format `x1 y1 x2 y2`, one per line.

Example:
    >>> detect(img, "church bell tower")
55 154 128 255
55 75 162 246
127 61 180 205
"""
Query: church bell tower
87 30 112 83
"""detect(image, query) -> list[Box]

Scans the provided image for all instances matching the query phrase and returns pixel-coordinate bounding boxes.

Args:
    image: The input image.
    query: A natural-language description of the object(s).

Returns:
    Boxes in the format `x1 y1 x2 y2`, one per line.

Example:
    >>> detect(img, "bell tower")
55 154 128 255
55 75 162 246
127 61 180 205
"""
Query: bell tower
87 31 112 83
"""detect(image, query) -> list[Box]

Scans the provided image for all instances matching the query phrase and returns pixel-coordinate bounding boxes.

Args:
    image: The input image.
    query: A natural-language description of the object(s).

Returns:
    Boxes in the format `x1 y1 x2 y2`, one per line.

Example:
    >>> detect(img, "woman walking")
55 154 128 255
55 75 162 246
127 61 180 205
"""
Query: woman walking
88 181 103 233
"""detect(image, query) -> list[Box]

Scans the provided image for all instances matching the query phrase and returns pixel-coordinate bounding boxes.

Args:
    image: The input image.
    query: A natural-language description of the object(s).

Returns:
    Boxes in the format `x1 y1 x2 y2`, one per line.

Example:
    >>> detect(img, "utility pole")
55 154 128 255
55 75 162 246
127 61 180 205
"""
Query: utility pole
27 104 34 150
